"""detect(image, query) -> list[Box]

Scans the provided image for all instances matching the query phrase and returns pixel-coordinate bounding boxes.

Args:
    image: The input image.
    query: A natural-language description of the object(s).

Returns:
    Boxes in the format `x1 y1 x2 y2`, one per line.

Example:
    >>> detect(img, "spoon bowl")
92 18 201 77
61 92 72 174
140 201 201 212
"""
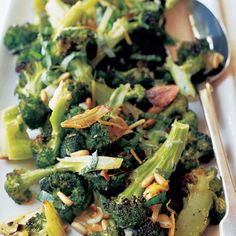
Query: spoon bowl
187 0 230 80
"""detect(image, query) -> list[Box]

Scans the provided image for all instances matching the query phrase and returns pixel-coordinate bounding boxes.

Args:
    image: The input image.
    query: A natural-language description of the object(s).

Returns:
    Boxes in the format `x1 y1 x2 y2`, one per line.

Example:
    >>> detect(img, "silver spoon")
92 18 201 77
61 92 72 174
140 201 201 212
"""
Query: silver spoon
186 1 236 235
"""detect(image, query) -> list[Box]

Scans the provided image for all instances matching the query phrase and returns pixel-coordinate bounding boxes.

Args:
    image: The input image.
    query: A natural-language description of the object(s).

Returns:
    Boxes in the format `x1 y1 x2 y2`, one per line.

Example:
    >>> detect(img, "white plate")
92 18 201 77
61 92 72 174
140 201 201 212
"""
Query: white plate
0 0 236 235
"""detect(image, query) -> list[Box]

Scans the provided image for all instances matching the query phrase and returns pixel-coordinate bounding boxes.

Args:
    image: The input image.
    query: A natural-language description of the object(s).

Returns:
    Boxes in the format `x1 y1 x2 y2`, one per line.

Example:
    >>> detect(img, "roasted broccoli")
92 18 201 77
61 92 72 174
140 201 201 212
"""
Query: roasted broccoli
84 172 126 196
4 23 38 54
132 219 164 236
210 196 226 225
56 27 97 59
177 39 209 65
175 167 225 236
104 121 189 228
0 201 66 236
167 40 224 98
4 155 123 204
59 132 85 157
39 172 93 223
60 122 112 157
179 129 214 171
32 81 72 167
104 196 151 228
19 94 48 129
101 67 154 88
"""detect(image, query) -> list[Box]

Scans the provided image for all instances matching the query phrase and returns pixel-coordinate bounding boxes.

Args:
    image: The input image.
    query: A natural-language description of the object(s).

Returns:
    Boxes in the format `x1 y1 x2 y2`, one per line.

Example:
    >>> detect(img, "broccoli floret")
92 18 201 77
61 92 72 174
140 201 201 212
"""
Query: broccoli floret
4 167 54 204
102 121 188 229
4 154 123 204
0 201 66 236
175 167 225 236
4 23 38 54
19 95 48 129
180 129 214 171
126 84 146 102
132 219 163 236
25 212 47 234
68 82 91 106
180 110 198 129
65 105 85 119
32 81 72 167
167 40 224 98
40 172 93 223
210 196 226 224
56 27 97 59
116 121 189 200
102 67 154 88
0 106 32 160
89 192 125 236
84 172 126 196
85 123 112 152
104 197 151 228
15 61 44 99
32 136 57 168
177 39 209 65
59 132 85 158
60 123 112 157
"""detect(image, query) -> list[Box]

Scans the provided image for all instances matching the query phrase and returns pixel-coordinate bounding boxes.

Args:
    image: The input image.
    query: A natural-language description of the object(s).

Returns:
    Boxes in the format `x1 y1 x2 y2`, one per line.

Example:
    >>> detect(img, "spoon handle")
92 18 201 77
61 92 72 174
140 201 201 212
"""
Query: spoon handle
198 82 236 236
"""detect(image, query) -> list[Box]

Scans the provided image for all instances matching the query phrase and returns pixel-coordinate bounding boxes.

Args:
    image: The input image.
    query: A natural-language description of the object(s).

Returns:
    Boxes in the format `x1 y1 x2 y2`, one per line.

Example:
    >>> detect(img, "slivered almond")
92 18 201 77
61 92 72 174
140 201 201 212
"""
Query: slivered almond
143 183 164 200
59 72 70 82
150 204 162 222
158 214 172 229
57 192 73 207
141 175 155 188
91 223 103 232
154 173 167 185
70 150 90 157
86 97 93 109
71 222 88 234
101 220 109 231
40 90 49 103
101 170 110 181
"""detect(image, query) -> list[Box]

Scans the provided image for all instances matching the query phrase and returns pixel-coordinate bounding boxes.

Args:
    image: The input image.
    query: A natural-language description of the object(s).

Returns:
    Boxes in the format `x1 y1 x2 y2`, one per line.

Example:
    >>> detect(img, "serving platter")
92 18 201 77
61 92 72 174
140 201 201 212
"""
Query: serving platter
0 0 236 235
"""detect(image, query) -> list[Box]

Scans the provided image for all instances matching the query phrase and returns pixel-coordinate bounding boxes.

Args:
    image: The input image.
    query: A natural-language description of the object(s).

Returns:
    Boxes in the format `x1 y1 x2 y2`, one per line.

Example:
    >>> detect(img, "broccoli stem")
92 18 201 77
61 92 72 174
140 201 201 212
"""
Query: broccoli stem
175 168 215 236
166 57 196 98
0 106 32 160
20 167 55 188
117 120 189 201
60 0 98 30
49 81 72 155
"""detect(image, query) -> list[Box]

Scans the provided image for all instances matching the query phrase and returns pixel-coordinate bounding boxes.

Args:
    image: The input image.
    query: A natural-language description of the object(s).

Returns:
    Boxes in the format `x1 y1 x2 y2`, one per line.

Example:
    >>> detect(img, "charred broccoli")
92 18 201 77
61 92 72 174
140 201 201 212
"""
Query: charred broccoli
104 197 151 228
19 94 48 129
32 81 72 167
56 27 97 59
4 23 38 54
39 172 93 223
175 167 225 236
104 121 189 228
180 129 214 171
132 219 164 236
84 172 127 196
